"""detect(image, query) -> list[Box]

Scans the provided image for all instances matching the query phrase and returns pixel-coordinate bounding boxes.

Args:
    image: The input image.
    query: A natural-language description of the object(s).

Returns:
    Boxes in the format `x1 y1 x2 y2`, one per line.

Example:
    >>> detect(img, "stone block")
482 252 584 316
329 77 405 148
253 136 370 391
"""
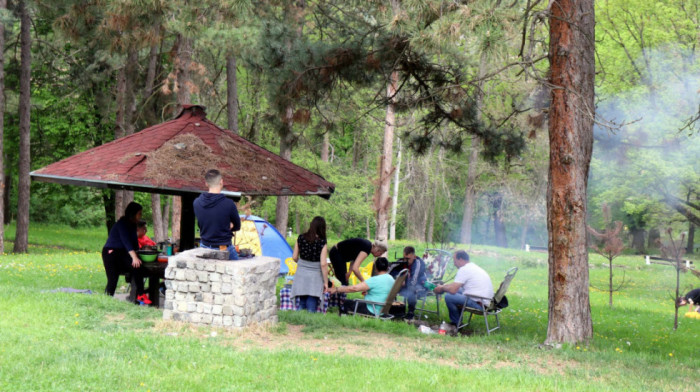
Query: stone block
201 314 212 324
177 260 187 268
162 309 172 320
223 316 233 326
210 273 221 282
214 295 224 305
175 270 185 281
223 306 233 316
187 302 197 312
185 270 197 282
194 293 203 302
200 283 210 292
216 263 226 273
177 302 188 312
189 283 200 292
212 305 223 315
212 315 223 326
221 283 232 294
190 313 202 323
211 282 221 293
205 263 216 272
197 271 209 283
203 293 214 304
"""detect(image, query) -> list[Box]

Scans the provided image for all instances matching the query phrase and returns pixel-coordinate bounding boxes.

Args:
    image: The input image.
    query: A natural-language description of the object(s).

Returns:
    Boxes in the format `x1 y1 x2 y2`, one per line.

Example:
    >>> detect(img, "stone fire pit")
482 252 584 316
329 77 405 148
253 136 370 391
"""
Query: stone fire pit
162 248 279 328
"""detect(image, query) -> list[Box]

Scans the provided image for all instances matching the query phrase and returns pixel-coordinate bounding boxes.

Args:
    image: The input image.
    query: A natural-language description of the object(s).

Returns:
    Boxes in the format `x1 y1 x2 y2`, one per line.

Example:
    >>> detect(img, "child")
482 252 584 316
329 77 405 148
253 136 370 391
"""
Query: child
137 220 157 249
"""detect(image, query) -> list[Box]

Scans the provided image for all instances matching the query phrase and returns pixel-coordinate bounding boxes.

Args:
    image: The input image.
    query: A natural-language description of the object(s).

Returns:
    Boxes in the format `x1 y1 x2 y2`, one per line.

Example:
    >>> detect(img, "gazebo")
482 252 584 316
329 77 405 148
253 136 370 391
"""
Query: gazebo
31 105 335 250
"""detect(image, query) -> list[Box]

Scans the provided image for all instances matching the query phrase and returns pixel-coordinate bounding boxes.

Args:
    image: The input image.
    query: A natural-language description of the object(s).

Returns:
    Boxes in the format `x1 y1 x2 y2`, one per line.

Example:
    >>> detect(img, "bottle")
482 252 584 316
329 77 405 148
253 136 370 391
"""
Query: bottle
439 321 447 335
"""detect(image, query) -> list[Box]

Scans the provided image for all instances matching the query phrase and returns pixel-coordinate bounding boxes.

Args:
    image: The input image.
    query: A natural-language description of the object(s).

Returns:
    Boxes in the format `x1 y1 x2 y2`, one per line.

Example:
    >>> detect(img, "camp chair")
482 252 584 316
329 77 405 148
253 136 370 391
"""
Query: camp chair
284 258 297 284
457 267 518 335
415 249 453 319
348 269 409 320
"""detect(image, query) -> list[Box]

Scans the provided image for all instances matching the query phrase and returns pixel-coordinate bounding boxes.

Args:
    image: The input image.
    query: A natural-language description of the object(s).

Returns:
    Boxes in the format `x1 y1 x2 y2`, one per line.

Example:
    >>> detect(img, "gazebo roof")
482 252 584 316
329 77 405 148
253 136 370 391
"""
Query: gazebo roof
31 105 334 199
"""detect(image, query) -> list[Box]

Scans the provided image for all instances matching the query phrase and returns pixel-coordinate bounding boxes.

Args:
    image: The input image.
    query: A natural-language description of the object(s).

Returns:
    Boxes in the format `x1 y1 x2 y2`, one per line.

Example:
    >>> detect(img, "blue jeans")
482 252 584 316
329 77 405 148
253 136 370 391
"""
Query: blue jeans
298 295 319 313
199 243 239 260
444 293 483 326
399 285 427 313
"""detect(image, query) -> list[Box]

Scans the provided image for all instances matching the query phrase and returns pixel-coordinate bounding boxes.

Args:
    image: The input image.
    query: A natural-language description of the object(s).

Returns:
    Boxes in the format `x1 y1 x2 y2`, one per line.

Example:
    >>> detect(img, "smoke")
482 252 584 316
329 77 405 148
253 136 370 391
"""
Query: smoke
590 46 700 226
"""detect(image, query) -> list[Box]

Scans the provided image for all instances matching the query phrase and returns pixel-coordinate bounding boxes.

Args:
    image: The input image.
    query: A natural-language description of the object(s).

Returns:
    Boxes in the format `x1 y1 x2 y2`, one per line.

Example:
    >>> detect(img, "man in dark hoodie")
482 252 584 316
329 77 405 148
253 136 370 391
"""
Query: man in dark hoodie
194 169 242 260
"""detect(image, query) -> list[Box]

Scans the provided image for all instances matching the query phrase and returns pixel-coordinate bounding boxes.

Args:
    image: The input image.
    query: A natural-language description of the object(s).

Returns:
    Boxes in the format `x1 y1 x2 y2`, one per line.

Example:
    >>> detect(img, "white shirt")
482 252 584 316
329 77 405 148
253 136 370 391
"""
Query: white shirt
454 262 494 305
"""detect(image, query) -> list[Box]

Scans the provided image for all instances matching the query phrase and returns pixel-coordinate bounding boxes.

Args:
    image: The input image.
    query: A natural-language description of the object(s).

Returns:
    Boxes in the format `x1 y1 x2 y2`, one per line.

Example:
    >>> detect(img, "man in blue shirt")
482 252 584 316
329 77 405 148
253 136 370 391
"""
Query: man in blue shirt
399 246 427 320
193 169 241 260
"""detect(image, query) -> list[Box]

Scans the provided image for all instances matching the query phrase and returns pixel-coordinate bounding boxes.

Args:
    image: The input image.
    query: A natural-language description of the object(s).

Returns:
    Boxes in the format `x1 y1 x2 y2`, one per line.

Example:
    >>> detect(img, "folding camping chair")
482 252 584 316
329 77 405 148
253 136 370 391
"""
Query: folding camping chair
415 249 453 319
284 258 297 285
457 267 518 335
347 269 408 320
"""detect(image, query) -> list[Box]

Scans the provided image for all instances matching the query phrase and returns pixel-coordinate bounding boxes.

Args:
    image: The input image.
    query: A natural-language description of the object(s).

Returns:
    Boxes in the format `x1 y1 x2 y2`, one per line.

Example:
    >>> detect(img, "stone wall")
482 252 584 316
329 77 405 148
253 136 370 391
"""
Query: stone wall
162 248 279 328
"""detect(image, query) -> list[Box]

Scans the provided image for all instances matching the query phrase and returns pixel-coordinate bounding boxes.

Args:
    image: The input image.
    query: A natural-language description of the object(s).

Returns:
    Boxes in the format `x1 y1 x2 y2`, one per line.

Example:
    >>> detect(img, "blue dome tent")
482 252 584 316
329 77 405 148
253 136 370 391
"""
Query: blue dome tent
235 215 292 274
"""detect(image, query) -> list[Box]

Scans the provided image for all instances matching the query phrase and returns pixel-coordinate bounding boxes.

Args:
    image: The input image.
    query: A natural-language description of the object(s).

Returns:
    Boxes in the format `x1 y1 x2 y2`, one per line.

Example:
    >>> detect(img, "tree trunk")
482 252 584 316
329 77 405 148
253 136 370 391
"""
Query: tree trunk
608 255 614 307
275 106 294 235
630 229 646 254
150 194 165 242
172 197 182 244
172 34 193 243
320 132 330 162
389 138 402 241
294 206 300 236
352 128 361 170
143 27 160 126
647 227 660 249
687 223 695 254
375 70 398 242
121 49 138 210
14 0 31 253
113 60 127 218
226 53 239 133
492 192 508 247
162 196 171 239
246 71 261 142
102 189 116 235
3 173 9 224
545 0 595 344
0 0 6 253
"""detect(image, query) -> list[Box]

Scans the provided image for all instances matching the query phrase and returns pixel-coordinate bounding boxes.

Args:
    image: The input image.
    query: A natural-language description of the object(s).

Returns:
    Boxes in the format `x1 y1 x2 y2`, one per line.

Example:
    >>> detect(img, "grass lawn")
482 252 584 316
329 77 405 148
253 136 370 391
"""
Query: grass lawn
1 223 699 391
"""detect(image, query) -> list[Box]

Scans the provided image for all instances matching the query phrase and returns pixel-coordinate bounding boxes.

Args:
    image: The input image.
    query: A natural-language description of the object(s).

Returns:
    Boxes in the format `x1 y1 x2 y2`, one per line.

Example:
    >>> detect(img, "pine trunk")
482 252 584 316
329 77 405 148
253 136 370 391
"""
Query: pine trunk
162 196 171 239
172 34 193 244
320 133 330 162
389 138 402 241
375 70 398 242
545 0 595 344
226 53 239 133
686 223 695 254
151 194 165 242
275 106 294 235
0 0 6 253
493 192 508 247
14 0 31 253
114 62 127 218
459 140 479 245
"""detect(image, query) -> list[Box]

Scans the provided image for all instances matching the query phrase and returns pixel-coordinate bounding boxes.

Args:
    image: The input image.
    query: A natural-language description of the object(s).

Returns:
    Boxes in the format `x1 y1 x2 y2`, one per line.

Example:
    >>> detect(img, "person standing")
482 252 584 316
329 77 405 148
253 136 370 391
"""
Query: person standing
102 201 149 304
329 238 387 286
399 246 427 320
193 169 242 260
290 216 329 313
434 250 493 328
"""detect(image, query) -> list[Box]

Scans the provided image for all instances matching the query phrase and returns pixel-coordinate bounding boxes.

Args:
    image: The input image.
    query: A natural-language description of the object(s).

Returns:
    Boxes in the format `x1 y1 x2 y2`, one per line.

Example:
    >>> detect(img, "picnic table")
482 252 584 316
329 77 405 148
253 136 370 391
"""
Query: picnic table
126 261 167 307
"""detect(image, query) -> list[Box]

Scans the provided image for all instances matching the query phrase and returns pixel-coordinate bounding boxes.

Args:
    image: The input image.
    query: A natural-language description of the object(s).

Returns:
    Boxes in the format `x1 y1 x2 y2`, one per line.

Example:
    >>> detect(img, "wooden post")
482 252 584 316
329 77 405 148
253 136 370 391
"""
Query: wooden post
180 193 196 251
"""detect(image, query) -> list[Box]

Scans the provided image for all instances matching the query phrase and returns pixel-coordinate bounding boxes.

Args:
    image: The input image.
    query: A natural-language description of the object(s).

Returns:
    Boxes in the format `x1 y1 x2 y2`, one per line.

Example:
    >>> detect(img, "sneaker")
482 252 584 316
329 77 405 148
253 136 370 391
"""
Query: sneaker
403 312 415 320
137 294 152 305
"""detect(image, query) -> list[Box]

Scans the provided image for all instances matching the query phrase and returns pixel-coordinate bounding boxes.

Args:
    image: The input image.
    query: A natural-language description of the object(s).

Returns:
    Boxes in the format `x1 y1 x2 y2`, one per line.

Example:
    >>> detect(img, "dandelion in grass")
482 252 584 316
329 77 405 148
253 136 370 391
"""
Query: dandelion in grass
668 353 673 357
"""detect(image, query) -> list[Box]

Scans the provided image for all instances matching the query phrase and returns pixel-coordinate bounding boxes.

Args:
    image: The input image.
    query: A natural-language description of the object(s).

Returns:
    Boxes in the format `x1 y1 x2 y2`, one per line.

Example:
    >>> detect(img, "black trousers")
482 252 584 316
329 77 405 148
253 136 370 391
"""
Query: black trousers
102 247 145 297
329 246 350 286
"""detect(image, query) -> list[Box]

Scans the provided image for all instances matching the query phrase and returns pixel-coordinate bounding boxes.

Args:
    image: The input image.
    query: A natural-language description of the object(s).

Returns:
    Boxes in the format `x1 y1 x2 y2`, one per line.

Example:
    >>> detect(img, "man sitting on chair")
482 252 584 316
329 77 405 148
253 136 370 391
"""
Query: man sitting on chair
330 257 394 316
433 250 493 328
398 246 427 320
